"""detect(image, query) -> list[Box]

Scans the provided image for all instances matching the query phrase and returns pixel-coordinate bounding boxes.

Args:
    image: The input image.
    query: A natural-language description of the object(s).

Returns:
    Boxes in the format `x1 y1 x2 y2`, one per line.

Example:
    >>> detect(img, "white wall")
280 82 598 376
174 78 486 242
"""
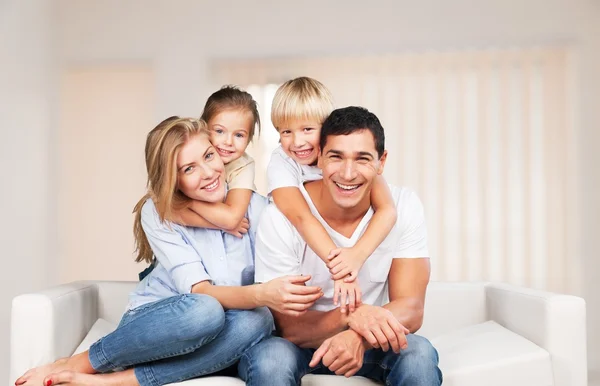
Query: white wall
58 67 154 283
0 0 58 383
576 1 600 378
55 0 600 372
2 0 597 381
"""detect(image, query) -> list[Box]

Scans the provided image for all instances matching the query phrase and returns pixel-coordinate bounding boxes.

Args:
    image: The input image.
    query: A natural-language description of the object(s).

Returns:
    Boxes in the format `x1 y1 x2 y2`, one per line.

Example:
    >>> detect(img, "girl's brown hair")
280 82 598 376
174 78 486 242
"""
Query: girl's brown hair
201 85 261 141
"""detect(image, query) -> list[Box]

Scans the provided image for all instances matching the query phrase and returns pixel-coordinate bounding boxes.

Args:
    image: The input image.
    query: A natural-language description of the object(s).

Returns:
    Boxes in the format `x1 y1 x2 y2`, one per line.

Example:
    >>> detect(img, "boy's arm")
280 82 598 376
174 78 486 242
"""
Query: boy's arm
355 175 398 257
272 187 337 263
328 176 397 280
272 187 362 313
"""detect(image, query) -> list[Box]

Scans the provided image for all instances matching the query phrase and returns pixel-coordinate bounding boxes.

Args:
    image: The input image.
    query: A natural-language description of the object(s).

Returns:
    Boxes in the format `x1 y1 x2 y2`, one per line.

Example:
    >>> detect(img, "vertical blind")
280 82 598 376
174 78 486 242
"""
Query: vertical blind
214 48 578 293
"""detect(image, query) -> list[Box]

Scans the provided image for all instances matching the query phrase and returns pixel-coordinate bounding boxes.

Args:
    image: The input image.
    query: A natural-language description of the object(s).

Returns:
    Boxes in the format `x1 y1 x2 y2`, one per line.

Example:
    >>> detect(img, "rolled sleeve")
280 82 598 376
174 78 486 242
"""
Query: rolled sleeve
254 204 302 283
141 200 211 293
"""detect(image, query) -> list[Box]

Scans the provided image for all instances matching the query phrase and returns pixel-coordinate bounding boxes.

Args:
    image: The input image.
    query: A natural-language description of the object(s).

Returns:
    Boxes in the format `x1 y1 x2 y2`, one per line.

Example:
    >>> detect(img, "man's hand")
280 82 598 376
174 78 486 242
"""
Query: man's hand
347 304 410 353
224 217 250 238
258 275 323 316
326 247 367 281
333 279 362 313
309 330 366 377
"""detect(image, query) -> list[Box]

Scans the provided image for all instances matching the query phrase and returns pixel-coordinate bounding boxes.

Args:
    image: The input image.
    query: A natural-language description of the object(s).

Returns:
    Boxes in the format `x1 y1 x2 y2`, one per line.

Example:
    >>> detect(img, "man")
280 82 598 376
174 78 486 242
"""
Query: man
240 106 442 385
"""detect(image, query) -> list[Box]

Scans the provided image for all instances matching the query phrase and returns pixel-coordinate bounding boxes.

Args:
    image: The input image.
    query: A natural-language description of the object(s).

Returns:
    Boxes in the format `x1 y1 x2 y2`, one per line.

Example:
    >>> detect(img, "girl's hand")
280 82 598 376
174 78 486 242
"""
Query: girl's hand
225 217 249 238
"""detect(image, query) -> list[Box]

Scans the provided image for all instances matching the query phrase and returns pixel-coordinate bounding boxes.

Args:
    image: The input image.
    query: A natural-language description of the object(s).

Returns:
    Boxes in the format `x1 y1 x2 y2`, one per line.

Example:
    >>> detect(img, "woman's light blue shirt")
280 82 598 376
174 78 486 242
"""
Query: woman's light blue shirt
128 193 268 310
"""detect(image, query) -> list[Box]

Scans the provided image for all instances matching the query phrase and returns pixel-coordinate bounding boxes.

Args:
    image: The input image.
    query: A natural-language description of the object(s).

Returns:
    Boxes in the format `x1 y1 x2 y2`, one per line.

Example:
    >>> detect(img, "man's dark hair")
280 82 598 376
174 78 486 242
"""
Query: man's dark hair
319 106 385 158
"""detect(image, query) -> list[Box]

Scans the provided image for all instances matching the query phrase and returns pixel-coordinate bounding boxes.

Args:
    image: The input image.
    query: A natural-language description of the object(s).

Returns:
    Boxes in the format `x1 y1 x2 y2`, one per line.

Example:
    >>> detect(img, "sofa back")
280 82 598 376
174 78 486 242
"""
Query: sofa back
420 282 488 338
95 281 489 339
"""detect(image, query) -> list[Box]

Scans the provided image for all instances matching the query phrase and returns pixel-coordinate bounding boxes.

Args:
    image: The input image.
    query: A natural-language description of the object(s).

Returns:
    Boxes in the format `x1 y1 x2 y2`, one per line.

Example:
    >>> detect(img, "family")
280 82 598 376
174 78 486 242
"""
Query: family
16 78 443 386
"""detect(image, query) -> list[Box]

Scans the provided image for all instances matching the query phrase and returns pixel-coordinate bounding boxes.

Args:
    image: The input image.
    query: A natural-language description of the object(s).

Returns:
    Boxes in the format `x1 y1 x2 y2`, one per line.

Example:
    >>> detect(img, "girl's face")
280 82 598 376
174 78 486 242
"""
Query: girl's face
207 109 254 165
176 133 226 203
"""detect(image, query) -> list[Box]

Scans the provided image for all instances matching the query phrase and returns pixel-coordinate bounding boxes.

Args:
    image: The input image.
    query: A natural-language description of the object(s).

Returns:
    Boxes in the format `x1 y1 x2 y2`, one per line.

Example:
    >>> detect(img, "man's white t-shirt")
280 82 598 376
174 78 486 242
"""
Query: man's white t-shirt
266 146 323 195
255 182 430 311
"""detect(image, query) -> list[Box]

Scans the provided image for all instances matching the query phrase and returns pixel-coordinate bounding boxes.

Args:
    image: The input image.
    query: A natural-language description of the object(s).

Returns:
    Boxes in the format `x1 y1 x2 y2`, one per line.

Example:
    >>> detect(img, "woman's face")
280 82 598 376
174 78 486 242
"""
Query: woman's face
176 133 226 203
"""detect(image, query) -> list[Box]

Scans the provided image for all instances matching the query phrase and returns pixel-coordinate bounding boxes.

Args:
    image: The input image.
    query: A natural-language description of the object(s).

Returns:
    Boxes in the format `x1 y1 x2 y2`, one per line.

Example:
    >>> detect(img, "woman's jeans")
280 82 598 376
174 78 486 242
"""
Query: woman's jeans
87 293 273 386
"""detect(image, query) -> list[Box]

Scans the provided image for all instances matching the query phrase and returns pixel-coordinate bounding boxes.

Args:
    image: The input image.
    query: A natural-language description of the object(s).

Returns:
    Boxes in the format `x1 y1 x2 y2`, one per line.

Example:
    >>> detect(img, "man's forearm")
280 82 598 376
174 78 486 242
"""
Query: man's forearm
383 297 425 333
275 308 348 348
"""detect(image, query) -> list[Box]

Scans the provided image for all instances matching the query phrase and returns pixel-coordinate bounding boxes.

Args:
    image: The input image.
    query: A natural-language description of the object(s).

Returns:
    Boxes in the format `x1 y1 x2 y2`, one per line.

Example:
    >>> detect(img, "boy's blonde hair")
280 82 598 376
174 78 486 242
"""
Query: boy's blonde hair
271 77 334 130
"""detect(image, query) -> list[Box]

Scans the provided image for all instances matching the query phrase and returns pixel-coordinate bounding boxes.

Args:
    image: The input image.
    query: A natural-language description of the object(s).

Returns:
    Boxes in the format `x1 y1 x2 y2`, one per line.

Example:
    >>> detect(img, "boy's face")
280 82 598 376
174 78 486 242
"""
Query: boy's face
278 119 321 165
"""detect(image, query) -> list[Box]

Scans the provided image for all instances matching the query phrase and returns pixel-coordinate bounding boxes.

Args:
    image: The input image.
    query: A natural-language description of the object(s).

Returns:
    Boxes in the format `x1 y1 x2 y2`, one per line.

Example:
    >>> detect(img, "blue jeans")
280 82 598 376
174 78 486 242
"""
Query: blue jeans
88 294 273 386
239 335 442 386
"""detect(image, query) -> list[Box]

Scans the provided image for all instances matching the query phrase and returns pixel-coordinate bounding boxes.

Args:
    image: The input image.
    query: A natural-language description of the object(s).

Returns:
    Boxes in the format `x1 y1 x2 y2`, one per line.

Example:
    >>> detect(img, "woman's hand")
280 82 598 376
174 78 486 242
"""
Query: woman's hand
258 275 323 316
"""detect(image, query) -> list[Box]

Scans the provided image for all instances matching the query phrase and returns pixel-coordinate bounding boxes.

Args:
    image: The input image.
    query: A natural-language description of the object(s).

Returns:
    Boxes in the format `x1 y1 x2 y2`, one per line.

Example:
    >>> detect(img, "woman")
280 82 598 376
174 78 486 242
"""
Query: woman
16 117 323 386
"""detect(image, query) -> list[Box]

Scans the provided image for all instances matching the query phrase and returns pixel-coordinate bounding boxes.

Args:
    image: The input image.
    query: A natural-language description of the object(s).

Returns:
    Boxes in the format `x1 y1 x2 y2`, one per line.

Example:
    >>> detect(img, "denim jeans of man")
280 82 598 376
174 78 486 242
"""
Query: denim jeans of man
87 293 273 386
238 335 442 386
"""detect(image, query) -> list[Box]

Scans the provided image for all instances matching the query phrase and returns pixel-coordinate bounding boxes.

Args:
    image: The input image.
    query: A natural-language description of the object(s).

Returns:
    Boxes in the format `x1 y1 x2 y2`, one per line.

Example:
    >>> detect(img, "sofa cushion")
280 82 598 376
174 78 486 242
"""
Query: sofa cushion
73 318 553 385
72 321 381 385
72 318 117 355
431 320 554 386
169 374 378 385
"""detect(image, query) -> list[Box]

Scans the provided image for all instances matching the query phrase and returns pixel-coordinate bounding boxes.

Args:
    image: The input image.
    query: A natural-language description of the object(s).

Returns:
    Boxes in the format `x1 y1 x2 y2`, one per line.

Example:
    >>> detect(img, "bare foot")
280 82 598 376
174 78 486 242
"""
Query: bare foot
43 369 138 386
16 353 95 386
15 358 70 386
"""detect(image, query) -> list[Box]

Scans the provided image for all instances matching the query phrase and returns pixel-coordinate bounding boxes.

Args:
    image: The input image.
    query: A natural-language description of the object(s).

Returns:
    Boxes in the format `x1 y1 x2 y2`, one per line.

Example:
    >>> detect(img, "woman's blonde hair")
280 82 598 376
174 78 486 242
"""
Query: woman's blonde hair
271 77 334 130
201 85 261 141
132 116 209 263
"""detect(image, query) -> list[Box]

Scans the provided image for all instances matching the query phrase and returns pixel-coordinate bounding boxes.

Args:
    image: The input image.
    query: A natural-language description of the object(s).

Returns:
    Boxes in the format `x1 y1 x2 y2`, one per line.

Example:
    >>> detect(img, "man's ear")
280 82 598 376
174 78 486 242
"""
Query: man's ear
317 151 323 169
377 150 388 175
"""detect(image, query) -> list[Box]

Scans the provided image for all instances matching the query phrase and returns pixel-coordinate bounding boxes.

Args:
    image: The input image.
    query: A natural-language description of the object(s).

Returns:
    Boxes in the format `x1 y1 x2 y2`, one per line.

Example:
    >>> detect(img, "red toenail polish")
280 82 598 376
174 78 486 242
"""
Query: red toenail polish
46 381 52 386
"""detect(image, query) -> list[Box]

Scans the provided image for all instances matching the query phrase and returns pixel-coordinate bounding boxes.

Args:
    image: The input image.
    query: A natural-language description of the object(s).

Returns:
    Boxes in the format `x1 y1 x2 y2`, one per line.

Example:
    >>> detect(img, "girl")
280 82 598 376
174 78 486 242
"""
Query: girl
171 86 260 235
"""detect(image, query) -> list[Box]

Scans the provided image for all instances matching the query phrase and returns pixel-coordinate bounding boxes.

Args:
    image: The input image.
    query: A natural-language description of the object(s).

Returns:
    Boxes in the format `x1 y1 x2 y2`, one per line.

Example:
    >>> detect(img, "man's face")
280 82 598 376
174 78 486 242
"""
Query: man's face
318 129 387 210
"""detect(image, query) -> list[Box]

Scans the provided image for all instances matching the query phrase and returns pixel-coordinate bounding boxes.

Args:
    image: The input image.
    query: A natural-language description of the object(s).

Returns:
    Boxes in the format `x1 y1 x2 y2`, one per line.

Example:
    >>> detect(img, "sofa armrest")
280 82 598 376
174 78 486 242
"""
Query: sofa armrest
485 283 587 386
10 281 99 383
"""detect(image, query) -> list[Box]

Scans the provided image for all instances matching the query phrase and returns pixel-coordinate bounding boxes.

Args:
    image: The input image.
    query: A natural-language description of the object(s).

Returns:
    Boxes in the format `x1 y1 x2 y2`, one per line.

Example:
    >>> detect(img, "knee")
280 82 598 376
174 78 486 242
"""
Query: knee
229 307 274 348
241 337 300 379
403 334 439 363
389 335 442 384
177 294 225 339
245 307 275 338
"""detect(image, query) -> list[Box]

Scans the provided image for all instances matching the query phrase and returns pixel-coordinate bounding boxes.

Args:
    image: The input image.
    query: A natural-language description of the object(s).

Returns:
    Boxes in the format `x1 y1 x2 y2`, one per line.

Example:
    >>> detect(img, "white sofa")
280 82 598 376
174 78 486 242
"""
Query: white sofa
11 281 587 386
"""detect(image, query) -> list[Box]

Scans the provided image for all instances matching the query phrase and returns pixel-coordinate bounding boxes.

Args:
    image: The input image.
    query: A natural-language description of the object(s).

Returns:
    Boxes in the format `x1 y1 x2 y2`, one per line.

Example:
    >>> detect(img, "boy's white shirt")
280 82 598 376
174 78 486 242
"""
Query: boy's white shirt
266 146 322 195
255 182 430 311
